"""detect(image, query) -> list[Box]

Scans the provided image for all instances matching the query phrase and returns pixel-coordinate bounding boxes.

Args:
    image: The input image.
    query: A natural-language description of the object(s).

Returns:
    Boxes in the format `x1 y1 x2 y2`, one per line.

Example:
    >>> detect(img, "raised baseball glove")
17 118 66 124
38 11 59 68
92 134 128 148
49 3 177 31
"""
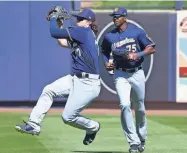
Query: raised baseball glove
46 6 70 21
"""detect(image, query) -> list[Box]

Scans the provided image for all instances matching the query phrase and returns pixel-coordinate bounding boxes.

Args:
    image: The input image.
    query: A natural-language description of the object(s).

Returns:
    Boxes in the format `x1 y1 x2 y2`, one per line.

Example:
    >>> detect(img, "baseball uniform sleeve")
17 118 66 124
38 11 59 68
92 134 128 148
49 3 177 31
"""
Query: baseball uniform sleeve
50 18 88 43
66 27 89 43
101 35 112 63
138 29 156 50
50 18 69 39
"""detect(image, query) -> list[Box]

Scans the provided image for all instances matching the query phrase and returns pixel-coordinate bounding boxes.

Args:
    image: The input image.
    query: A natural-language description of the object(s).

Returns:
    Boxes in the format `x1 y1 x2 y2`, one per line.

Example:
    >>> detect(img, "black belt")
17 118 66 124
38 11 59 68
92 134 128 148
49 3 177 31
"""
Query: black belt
116 66 142 73
75 72 100 79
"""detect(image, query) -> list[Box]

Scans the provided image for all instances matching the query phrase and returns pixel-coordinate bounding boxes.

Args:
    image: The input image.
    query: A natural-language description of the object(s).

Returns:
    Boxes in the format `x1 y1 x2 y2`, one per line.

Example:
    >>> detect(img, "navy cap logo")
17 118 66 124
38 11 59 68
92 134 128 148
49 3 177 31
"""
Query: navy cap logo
114 7 119 12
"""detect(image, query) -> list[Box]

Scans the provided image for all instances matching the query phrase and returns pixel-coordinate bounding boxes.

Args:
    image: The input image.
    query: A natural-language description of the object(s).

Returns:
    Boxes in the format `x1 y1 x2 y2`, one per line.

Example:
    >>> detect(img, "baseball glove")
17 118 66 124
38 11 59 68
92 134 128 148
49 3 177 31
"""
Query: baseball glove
46 6 70 21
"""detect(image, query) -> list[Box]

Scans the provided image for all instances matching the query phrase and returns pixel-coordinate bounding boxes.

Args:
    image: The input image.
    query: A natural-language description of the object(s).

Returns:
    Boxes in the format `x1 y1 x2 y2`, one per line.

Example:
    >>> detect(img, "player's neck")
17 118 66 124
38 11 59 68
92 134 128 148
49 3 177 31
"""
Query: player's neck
118 22 127 32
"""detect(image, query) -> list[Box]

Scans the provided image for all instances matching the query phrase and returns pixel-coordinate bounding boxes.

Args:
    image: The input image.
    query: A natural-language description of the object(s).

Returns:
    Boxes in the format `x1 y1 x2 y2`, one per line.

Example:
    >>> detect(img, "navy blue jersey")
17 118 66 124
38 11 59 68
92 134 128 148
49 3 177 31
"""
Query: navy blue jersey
50 18 99 75
67 27 99 75
102 23 155 69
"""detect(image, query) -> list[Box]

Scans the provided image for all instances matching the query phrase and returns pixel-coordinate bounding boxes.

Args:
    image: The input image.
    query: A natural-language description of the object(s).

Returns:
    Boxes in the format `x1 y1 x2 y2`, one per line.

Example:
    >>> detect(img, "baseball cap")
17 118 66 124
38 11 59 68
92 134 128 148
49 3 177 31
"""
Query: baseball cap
72 8 96 22
109 7 127 17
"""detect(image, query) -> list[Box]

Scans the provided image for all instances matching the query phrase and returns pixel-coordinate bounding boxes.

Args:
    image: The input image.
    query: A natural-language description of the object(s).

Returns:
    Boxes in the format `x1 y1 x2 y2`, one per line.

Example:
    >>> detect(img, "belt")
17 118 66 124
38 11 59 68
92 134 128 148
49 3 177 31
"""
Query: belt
116 66 142 73
75 72 100 79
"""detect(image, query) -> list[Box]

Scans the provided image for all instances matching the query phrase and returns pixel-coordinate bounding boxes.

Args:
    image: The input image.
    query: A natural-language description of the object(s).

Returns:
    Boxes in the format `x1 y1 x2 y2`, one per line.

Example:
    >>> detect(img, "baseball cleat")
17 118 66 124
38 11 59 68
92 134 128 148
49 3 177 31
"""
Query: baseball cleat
129 144 140 153
138 141 145 152
83 122 100 145
15 120 40 136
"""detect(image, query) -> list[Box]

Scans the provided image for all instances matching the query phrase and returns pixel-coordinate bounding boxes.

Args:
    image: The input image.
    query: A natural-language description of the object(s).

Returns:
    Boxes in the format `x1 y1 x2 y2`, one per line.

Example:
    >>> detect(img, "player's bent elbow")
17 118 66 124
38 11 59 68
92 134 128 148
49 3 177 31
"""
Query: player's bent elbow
151 48 156 54
146 47 155 55
57 39 68 48
50 28 58 38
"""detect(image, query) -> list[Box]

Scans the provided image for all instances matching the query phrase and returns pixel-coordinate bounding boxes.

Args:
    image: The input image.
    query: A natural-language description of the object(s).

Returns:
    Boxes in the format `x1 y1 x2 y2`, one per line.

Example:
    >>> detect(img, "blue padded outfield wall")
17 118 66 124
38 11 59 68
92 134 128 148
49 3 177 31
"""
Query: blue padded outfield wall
0 1 80 101
0 2 176 102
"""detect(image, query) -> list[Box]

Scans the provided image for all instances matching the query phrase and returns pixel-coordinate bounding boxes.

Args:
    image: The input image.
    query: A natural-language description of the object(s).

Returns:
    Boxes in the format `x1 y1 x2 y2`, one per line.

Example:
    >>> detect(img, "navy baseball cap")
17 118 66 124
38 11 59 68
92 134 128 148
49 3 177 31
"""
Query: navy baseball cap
72 8 96 22
109 7 127 17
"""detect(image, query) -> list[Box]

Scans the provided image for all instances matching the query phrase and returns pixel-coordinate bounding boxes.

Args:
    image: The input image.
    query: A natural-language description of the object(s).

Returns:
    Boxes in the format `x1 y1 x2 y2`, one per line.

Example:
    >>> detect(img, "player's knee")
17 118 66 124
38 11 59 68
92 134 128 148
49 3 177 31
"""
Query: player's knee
43 85 51 93
119 102 131 110
119 98 131 110
134 99 145 111
135 106 145 112
62 113 75 124
42 85 55 97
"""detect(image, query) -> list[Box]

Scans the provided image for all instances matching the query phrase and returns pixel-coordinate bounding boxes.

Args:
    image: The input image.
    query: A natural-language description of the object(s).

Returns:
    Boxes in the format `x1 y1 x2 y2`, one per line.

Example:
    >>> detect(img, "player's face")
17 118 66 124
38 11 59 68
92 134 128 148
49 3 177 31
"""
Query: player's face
113 16 126 27
76 17 91 27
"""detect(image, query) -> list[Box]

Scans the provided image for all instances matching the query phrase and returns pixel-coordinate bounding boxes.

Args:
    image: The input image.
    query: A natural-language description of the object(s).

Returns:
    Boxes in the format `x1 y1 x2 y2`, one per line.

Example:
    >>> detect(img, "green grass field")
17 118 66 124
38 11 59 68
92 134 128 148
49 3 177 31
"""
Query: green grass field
1 112 187 153
88 1 187 9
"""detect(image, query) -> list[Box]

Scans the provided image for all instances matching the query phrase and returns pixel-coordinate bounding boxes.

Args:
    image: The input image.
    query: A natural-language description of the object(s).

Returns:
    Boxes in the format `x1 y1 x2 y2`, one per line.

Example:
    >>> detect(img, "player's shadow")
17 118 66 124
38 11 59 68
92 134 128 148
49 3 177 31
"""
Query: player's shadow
72 151 127 153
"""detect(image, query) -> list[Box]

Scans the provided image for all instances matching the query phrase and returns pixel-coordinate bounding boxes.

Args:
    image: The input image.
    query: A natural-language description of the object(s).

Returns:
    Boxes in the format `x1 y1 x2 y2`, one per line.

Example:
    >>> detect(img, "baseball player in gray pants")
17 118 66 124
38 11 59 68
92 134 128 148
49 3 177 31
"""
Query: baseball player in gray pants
102 7 156 153
15 7 101 145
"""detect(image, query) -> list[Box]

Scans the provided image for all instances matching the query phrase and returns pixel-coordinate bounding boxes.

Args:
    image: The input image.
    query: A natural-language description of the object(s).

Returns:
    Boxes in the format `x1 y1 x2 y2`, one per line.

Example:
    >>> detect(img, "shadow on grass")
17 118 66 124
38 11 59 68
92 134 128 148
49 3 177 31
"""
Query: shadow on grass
72 151 127 153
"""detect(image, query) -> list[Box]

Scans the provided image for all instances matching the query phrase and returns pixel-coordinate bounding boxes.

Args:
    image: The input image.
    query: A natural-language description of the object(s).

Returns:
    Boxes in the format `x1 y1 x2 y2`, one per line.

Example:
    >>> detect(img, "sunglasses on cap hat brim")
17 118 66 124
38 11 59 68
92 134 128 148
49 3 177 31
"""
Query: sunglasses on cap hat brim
112 15 126 19
73 14 92 22
76 17 87 22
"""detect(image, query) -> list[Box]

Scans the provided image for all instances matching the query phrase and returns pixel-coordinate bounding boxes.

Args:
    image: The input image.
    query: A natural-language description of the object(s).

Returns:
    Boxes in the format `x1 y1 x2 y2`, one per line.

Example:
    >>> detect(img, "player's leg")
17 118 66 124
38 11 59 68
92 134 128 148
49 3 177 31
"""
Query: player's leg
114 70 141 148
62 75 101 145
130 69 147 152
15 74 73 135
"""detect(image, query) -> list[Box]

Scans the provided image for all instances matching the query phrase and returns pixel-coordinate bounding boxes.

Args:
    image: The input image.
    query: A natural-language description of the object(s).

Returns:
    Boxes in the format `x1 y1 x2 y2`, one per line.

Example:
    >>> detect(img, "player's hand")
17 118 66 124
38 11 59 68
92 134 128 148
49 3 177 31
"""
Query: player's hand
46 6 70 21
105 62 115 71
128 52 138 60
57 19 63 28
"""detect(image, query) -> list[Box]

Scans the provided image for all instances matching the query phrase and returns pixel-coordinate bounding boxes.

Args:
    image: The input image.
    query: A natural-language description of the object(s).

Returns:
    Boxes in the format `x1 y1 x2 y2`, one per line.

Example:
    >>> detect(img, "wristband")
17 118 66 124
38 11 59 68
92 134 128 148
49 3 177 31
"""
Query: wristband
137 51 146 58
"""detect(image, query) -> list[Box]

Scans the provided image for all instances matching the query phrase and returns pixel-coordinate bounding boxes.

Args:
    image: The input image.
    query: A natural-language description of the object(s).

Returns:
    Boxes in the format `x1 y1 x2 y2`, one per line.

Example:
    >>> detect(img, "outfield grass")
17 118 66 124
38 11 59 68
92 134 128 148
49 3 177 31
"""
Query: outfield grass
87 1 187 9
1 113 187 153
